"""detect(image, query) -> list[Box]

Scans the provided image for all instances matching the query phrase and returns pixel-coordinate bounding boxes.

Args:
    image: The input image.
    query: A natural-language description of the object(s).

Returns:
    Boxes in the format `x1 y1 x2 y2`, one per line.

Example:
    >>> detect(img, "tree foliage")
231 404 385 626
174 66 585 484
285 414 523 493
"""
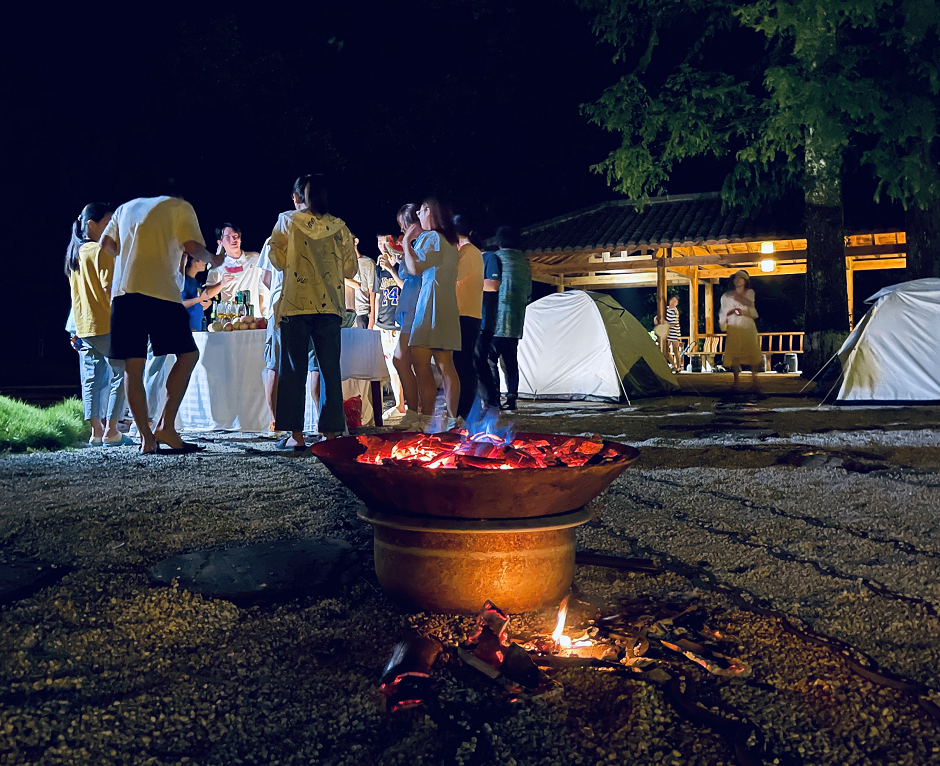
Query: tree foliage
581 0 940 213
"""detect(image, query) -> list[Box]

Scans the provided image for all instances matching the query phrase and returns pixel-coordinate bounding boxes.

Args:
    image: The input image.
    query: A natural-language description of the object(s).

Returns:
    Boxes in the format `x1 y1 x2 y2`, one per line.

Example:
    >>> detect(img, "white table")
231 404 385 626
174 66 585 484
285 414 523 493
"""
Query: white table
146 328 388 433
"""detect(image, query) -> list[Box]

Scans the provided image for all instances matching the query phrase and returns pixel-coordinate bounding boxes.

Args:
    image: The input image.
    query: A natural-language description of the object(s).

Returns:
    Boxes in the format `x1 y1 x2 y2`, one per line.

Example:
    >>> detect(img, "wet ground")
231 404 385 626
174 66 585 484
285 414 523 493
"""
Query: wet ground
1 393 939 765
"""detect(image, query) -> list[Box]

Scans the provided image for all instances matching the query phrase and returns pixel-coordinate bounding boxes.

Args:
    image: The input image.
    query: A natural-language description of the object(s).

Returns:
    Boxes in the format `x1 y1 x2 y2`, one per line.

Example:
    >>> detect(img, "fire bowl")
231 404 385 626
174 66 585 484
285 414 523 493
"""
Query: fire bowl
310 432 640 519
359 506 592 613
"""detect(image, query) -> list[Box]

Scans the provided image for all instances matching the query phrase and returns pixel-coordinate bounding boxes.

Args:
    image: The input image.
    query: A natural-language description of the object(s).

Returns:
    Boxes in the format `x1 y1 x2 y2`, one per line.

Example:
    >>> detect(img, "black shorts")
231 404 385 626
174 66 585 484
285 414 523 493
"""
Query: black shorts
110 293 198 360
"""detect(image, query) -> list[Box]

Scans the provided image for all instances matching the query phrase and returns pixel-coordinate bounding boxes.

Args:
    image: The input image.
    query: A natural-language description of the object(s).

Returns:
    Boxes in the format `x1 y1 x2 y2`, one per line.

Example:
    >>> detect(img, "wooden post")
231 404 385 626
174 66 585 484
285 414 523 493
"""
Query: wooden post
845 257 854 330
704 280 714 336
656 248 668 324
689 268 699 351
557 275 565 293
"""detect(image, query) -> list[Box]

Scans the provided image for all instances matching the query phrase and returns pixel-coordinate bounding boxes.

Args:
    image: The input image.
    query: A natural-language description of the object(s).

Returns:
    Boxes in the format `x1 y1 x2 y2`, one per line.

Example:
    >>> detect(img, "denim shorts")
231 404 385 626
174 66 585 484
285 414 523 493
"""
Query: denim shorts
264 320 318 372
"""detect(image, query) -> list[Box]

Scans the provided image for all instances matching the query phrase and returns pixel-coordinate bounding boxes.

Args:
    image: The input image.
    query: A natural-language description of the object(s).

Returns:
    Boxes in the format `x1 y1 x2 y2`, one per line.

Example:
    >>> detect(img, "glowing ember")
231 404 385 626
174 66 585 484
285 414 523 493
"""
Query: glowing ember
356 432 624 470
551 595 570 650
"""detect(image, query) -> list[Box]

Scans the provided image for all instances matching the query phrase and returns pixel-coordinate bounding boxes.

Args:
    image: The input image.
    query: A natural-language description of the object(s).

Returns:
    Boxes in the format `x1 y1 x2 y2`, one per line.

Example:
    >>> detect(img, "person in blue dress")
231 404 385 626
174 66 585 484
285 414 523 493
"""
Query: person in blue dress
402 198 462 431
390 204 426 431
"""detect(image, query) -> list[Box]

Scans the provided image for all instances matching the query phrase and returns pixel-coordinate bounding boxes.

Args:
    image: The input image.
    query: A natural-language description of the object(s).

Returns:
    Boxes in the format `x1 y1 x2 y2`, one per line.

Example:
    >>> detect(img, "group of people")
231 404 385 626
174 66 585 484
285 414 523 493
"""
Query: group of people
342 204 532 435
65 176 533 453
653 270 763 390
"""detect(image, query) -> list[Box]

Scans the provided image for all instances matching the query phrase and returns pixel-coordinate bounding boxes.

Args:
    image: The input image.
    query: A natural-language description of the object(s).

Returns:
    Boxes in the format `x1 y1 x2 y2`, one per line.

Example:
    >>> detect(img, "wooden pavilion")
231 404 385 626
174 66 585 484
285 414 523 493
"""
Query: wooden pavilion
518 192 906 364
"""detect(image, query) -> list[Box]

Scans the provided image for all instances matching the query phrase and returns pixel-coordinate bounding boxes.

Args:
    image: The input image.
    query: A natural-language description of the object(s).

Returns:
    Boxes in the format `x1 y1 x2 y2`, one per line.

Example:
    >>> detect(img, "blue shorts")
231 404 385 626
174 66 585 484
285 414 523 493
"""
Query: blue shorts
264 320 318 372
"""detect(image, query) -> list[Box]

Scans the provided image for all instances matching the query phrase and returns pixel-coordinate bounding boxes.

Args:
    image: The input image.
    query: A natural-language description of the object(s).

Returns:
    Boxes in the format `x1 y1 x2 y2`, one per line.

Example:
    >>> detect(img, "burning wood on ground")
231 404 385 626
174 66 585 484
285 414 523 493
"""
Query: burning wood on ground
356 432 626 470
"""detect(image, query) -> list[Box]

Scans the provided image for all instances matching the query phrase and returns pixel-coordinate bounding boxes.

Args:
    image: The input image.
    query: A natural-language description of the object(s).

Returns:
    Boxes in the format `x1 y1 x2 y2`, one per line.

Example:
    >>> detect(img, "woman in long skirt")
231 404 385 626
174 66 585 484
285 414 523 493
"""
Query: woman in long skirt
720 270 763 391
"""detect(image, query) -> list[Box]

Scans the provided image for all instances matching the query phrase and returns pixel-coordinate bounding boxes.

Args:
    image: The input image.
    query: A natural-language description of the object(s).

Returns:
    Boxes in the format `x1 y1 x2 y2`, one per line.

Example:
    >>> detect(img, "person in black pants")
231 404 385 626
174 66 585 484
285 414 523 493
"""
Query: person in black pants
453 215 484 421
475 246 502 409
484 226 531 412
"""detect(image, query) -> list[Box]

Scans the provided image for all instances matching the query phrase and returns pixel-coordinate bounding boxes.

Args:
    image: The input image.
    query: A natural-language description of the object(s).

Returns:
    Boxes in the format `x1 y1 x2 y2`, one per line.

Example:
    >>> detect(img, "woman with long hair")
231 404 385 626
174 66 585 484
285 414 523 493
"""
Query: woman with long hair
65 202 130 445
402 198 461 430
390 204 425 430
720 270 763 391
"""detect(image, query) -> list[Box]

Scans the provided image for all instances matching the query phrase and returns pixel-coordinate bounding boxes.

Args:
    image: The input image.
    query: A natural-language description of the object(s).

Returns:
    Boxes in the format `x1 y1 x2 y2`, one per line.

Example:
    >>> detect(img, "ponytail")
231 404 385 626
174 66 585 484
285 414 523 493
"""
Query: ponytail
65 217 84 276
64 202 113 277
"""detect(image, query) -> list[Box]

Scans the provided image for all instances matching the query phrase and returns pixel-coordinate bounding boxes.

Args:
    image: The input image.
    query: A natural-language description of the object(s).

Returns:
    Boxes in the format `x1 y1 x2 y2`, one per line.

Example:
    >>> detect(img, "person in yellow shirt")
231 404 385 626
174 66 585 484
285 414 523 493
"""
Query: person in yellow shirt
65 202 131 446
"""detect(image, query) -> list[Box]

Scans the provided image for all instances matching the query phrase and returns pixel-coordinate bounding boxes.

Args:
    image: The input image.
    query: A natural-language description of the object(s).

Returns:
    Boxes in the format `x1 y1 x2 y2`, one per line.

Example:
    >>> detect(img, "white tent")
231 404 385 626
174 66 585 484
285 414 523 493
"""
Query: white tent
507 291 677 402
837 278 940 403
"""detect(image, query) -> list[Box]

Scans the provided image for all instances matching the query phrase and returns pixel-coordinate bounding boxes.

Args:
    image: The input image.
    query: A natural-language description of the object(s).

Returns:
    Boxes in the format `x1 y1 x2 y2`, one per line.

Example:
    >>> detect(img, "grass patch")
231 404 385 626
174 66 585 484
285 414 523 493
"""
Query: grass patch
0 396 89 452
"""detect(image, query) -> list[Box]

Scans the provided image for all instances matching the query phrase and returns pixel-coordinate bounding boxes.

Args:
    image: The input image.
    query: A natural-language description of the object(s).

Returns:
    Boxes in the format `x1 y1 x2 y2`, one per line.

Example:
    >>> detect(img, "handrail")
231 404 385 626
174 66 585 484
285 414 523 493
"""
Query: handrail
681 332 804 355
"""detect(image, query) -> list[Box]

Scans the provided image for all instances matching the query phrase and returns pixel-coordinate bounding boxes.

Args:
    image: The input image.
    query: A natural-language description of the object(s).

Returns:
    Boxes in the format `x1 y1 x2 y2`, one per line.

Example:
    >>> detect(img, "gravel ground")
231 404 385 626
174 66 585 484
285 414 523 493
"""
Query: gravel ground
1 396 939 765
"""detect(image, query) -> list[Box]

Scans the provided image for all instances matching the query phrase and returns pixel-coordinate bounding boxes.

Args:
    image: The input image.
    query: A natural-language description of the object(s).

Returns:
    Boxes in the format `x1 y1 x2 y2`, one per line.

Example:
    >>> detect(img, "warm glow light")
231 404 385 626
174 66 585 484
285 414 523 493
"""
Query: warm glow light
760 241 774 254
759 258 776 273
551 595 570 649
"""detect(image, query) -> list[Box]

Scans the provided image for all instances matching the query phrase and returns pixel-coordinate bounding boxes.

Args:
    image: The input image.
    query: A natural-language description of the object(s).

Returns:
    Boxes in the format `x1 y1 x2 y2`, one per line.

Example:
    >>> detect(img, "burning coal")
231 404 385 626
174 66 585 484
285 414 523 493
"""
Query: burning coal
357 402 628 470
356 432 624 470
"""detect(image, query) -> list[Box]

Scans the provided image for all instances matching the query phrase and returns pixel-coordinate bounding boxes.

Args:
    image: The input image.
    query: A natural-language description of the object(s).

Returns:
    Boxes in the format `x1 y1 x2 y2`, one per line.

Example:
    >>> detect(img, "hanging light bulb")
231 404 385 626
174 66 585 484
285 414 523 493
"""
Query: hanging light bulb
759 259 776 273
760 241 774 254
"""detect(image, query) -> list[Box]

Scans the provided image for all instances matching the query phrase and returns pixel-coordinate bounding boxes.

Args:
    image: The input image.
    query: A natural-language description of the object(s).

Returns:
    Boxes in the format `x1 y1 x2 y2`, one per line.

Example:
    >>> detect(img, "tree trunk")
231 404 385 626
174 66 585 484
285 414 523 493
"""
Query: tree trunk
905 204 940 280
802 136 849 377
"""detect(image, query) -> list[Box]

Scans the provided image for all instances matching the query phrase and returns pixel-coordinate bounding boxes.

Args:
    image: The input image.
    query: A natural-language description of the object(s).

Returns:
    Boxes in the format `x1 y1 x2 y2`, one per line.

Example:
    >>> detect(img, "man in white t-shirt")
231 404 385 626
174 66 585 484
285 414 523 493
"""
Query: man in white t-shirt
205 223 264 312
100 196 221 454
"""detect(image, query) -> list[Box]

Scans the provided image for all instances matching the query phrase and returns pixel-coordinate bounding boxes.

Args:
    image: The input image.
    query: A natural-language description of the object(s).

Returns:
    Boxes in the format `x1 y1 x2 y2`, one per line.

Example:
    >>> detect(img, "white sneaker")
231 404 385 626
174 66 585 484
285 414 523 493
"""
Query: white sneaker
383 406 406 423
394 409 424 431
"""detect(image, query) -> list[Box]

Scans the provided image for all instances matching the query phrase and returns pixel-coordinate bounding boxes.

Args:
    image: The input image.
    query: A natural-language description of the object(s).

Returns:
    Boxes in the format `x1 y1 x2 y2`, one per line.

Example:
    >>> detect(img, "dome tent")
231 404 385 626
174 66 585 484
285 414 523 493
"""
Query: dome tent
505 291 678 402
837 278 940 404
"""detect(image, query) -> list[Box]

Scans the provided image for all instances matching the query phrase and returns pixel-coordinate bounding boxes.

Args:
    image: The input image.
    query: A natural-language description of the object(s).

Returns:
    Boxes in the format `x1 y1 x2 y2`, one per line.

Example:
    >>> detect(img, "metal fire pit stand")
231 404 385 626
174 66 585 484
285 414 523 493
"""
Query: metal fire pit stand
358 506 592 614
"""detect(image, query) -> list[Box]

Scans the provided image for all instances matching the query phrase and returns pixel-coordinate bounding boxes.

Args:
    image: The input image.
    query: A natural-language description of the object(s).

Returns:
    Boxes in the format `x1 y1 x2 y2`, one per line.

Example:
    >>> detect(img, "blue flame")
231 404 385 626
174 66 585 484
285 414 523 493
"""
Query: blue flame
463 398 515 446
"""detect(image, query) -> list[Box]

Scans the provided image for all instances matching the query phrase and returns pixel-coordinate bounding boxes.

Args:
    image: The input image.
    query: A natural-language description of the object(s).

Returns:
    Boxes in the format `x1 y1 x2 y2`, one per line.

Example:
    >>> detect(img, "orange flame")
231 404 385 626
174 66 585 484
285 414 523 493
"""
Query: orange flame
552 595 571 650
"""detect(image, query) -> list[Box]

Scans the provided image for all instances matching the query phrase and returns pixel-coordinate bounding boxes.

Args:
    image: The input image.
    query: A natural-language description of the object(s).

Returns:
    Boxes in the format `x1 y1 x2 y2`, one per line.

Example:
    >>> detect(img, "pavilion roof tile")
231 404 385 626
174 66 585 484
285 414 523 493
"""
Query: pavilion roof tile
518 192 802 254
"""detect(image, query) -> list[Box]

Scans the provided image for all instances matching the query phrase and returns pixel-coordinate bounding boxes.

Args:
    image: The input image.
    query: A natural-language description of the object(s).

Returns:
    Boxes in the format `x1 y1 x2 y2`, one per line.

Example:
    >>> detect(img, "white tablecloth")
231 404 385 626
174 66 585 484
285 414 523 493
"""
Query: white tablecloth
146 328 388 433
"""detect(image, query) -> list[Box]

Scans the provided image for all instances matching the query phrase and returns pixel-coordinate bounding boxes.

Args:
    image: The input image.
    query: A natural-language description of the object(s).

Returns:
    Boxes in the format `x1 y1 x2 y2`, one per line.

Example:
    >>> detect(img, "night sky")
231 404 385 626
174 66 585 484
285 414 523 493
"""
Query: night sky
4 1 905 383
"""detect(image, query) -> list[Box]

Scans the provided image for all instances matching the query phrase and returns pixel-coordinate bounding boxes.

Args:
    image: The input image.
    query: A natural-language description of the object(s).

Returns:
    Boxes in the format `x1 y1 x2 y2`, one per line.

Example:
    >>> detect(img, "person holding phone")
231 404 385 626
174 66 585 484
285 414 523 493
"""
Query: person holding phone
720 270 763 391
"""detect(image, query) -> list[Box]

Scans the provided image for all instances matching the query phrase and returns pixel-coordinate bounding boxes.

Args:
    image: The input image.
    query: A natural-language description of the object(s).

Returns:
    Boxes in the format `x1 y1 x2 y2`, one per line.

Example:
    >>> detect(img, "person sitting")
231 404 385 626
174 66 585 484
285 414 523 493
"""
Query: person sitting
205 222 262 308
100 194 221 454
266 174 357 449
65 202 130 446
182 256 225 331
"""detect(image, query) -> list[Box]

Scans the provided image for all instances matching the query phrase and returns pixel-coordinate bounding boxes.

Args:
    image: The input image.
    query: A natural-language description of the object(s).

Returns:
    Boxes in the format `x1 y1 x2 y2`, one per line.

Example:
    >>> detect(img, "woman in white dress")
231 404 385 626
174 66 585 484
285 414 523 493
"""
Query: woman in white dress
402 198 461 430
720 270 763 391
